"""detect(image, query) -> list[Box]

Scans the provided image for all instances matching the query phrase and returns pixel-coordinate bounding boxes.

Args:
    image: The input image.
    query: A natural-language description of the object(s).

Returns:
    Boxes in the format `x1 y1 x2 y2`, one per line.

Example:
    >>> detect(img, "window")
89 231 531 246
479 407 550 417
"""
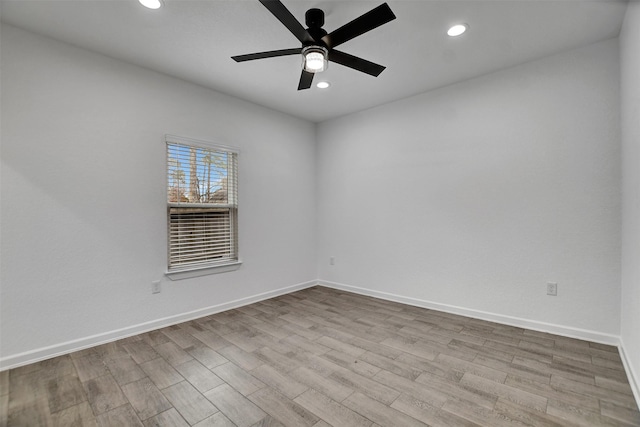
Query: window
166 135 239 278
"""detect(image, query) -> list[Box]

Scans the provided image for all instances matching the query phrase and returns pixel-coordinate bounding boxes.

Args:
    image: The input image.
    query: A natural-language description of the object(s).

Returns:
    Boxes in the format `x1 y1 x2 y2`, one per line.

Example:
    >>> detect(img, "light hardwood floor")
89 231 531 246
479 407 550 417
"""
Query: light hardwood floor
1 286 639 426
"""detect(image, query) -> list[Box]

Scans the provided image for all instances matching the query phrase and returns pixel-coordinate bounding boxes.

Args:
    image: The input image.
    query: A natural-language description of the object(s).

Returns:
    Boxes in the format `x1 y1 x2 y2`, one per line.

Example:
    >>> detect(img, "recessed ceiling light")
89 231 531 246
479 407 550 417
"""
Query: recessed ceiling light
316 81 330 89
447 24 468 37
139 0 162 9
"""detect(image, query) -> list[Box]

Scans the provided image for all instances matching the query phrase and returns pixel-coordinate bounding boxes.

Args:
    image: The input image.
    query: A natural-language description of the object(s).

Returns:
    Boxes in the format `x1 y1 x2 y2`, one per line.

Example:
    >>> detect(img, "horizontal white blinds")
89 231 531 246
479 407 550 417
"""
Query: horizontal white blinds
168 208 237 269
167 138 238 271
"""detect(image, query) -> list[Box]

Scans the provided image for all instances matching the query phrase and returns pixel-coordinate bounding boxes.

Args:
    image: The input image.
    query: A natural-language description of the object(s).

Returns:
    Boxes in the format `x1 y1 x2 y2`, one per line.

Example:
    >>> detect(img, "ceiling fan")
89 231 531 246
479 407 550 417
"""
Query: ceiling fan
232 0 396 90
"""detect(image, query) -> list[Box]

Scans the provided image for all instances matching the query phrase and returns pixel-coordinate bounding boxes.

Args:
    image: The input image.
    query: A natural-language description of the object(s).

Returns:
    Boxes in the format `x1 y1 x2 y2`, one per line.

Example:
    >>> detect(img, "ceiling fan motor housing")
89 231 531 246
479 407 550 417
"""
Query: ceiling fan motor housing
305 8 328 46
305 8 324 29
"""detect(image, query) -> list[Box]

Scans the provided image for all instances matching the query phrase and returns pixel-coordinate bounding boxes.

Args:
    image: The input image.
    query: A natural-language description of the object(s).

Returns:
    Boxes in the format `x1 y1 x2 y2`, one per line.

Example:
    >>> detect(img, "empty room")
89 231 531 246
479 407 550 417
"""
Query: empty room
1 0 639 425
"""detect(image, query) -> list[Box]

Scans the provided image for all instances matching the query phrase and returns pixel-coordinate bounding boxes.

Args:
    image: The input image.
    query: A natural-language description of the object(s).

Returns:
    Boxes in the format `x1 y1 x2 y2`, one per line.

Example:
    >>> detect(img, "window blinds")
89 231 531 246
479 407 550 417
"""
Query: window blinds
166 137 238 271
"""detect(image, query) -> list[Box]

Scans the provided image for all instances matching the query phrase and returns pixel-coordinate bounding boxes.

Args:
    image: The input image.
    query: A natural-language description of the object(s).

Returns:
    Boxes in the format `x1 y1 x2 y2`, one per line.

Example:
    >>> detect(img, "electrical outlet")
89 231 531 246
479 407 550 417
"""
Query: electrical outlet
329 256 335 265
546 282 557 296
152 280 161 294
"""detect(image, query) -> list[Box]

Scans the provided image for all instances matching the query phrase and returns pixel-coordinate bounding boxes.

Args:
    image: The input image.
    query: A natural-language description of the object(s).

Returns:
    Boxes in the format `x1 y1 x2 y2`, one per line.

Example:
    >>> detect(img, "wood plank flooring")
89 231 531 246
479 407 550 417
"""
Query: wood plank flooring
1 286 639 426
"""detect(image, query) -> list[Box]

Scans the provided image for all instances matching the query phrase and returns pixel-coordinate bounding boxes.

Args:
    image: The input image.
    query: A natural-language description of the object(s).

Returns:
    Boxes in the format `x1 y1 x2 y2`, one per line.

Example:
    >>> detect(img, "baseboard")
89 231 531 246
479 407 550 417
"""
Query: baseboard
0 280 318 371
318 280 621 346
619 338 640 407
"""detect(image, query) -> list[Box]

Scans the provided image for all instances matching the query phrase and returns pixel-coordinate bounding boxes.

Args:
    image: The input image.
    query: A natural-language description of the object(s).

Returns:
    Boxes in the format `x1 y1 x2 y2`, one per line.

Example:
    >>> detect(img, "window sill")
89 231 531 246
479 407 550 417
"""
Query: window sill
165 261 242 281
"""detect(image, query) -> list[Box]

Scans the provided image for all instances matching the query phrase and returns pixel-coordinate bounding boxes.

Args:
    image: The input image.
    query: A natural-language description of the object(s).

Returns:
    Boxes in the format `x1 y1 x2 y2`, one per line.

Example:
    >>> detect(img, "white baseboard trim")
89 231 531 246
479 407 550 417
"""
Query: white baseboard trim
318 280 621 346
0 280 318 371
619 338 640 408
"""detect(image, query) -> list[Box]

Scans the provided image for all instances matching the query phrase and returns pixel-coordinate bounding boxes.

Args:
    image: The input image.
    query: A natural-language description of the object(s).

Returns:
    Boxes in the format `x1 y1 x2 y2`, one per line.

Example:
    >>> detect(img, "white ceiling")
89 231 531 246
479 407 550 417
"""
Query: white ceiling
0 0 628 122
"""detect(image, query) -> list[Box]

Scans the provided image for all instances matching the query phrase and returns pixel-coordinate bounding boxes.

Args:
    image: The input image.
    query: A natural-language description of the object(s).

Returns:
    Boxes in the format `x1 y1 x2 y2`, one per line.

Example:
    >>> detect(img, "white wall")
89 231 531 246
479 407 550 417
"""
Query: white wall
0 25 317 366
620 0 640 401
317 39 621 339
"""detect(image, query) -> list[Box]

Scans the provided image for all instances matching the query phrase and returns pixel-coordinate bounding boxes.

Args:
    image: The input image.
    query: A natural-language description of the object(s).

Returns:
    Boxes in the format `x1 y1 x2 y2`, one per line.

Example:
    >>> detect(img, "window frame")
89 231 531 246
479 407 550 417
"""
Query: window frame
164 135 241 280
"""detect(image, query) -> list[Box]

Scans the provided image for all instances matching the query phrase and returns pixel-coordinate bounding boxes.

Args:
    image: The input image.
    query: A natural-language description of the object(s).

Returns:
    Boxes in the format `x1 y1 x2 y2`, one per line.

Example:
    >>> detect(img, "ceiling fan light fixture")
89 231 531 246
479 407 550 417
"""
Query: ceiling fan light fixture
302 46 328 73
139 0 162 9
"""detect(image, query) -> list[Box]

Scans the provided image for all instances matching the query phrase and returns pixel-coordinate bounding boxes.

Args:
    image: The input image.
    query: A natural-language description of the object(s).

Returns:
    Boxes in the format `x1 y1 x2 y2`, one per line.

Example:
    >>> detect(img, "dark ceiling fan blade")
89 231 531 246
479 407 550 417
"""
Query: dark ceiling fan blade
321 3 396 49
259 0 314 44
232 48 301 62
328 50 386 77
298 70 314 90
